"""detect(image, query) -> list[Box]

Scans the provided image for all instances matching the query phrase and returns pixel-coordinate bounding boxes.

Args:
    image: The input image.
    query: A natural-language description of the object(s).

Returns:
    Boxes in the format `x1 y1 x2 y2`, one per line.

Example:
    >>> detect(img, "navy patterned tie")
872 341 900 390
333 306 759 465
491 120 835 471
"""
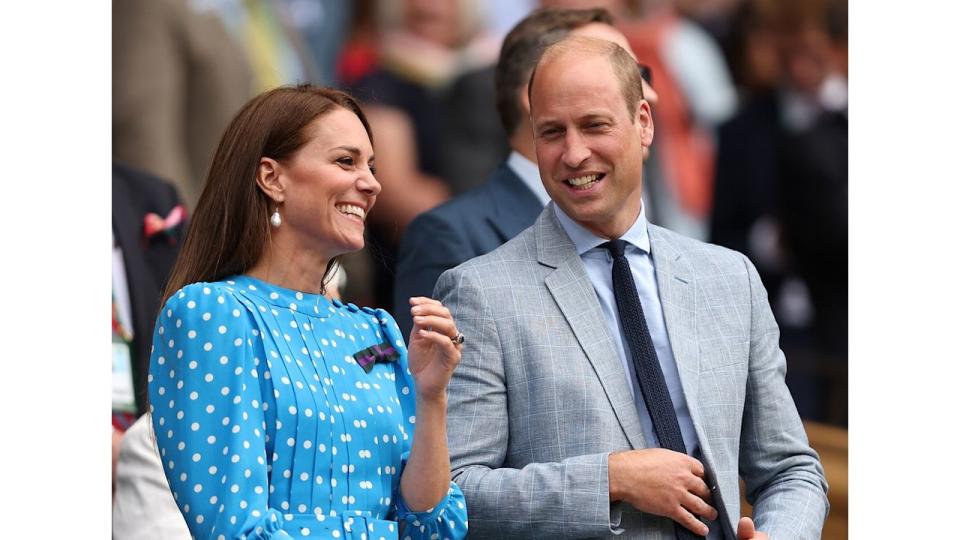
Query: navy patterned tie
603 239 704 540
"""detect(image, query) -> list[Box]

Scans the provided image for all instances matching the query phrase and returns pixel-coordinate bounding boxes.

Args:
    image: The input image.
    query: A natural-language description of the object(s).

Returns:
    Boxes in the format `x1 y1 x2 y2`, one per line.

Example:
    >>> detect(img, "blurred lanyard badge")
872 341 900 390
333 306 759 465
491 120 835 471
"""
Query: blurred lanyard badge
112 244 137 415
112 299 137 414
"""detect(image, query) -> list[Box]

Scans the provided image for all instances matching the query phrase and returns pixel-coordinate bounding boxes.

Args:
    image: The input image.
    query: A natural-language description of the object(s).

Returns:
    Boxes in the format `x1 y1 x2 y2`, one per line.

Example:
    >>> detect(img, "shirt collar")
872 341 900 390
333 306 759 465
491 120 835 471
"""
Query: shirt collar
507 151 551 207
553 202 650 256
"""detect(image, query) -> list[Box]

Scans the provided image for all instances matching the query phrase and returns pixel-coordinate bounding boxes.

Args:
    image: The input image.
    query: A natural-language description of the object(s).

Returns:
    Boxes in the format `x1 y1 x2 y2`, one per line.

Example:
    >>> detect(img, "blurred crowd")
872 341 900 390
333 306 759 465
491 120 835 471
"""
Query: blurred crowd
113 0 847 433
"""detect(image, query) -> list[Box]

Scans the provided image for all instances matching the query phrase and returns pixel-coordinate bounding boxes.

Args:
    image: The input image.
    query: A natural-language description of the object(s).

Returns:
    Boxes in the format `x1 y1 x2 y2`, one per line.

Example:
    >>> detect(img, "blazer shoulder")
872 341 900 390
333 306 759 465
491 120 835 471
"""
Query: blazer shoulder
651 224 749 273
445 220 539 276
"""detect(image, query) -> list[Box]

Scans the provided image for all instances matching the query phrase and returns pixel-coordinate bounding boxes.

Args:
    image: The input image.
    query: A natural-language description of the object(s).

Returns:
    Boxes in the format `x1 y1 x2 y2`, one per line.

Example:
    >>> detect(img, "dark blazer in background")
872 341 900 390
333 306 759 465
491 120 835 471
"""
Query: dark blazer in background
113 163 185 415
393 163 542 337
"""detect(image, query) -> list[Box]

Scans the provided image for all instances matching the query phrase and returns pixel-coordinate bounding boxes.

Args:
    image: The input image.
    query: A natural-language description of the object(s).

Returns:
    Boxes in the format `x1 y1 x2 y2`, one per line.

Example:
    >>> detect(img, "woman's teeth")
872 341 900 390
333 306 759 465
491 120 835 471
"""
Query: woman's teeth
335 204 365 220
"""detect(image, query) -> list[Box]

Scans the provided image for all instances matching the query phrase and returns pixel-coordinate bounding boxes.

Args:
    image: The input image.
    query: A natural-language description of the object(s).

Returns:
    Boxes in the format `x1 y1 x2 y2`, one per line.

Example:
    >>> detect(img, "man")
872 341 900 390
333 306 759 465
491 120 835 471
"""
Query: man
393 7 657 337
436 37 828 539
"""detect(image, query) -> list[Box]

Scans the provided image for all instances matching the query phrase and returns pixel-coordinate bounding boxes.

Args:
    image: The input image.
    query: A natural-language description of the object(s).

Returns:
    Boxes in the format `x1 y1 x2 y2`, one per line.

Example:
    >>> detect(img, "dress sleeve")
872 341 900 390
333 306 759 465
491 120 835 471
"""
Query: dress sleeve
374 309 469 540
149 284 294 540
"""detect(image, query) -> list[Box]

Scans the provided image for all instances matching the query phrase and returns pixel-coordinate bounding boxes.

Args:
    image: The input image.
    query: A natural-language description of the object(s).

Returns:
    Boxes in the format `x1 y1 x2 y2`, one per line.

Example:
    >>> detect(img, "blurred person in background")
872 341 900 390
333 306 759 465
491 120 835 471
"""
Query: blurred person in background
113 0 348 209
710 0 847 424
112 0 253 208
112 163 186 490
342 0 499 309
394 6 659 338
147 85 467 540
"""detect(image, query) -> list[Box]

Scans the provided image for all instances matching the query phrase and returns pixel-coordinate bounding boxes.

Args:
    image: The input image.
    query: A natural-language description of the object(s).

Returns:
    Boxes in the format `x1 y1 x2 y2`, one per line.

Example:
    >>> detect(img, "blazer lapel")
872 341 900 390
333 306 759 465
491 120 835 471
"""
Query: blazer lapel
649 225 701 407
485 164 543 242
538 206 648 450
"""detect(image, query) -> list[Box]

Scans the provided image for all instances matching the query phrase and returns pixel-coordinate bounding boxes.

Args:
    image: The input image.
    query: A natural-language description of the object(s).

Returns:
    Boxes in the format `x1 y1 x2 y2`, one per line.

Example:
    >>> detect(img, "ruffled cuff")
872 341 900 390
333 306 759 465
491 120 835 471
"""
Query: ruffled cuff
394 482 468 540
240 508 296 540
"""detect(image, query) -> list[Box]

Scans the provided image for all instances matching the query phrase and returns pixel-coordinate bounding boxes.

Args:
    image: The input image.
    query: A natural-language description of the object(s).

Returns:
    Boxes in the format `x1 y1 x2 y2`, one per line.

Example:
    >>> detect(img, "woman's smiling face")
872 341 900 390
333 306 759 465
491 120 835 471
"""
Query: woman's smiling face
276 107 380 258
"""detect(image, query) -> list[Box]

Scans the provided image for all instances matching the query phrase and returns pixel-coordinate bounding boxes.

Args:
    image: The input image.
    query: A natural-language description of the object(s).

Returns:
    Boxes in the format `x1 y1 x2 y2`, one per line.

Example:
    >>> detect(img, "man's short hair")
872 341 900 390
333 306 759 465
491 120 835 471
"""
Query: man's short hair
528 36 646 121
495 8 614 137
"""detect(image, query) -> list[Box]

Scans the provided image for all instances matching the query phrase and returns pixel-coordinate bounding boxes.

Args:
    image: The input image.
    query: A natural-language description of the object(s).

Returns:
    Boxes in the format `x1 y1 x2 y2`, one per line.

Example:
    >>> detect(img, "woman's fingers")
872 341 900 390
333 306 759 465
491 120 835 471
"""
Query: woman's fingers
412 315 456 336
415 328 461 358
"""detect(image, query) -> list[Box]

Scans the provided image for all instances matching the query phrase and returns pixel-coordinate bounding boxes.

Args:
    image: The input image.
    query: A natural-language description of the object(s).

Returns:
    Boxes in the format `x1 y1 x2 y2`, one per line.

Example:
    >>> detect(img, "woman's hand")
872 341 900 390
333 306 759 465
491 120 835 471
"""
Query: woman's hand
405 297 462 401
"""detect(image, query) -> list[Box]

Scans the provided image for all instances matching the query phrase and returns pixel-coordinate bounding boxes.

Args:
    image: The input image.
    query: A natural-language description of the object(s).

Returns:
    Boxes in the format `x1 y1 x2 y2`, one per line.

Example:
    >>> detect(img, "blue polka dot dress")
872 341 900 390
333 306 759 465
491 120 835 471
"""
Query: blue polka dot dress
148 275 468 540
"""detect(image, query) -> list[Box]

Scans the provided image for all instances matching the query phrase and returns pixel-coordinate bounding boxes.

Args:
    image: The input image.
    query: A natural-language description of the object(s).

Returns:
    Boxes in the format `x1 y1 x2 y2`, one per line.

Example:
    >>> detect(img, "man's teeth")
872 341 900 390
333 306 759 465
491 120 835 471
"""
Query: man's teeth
336 204 366 220
566 174 600 187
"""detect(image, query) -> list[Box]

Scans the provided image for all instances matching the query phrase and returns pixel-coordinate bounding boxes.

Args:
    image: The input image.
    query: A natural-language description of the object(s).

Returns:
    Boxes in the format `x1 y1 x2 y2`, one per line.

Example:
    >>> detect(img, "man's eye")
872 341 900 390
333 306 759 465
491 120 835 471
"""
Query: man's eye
540 128 561 138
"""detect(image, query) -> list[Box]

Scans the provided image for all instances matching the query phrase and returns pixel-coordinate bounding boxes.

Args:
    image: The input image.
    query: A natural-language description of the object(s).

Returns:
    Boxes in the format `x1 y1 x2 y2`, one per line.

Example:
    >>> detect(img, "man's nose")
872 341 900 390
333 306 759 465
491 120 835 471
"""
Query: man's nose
562 131 590 168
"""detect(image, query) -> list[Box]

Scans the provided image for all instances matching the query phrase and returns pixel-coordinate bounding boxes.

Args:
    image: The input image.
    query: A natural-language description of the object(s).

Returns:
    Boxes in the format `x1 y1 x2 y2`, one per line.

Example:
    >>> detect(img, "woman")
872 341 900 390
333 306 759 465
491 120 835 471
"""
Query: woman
148 85 467 539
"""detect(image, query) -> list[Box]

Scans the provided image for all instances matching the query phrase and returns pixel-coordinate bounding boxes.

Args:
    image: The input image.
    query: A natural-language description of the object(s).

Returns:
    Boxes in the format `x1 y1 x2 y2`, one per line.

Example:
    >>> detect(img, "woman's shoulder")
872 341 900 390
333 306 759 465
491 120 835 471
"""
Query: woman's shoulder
160 280 251 322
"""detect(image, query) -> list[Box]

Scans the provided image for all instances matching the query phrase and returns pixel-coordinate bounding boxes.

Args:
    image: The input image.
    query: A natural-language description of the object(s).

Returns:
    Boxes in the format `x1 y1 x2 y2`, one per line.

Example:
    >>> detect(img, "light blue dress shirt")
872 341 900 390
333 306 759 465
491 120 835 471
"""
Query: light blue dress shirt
554 204 722 539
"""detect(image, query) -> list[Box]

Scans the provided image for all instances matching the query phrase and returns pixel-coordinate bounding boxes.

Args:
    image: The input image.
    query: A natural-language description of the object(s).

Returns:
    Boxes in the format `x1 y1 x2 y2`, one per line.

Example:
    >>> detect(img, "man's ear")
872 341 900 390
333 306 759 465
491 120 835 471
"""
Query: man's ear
256 157 285 204
635 99 654 147
518 83 532 117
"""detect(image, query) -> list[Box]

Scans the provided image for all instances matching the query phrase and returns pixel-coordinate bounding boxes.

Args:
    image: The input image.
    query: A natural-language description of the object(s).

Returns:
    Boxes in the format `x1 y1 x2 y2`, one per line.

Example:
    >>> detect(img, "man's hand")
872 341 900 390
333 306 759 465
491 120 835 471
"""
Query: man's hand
608 449 718 536
737 517 769 539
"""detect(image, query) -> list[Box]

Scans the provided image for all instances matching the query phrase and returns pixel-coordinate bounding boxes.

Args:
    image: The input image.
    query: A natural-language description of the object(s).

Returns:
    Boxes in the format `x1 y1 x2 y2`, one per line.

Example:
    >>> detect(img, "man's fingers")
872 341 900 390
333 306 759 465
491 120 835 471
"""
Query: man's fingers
737 517 756 539
674 506 709 537
686 476 711 500
682 492 718 521
685 455 706 477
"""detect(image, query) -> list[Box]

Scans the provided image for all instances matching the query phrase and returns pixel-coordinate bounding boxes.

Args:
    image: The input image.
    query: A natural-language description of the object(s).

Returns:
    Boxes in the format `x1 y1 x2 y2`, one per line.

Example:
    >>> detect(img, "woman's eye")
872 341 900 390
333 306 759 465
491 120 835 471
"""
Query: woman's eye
369 165 377 176
337 157 354 166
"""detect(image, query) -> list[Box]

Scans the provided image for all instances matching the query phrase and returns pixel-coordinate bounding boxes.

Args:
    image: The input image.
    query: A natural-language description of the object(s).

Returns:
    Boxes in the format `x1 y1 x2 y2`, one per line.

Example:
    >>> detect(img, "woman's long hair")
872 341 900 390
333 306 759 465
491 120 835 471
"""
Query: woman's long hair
161 85 373 304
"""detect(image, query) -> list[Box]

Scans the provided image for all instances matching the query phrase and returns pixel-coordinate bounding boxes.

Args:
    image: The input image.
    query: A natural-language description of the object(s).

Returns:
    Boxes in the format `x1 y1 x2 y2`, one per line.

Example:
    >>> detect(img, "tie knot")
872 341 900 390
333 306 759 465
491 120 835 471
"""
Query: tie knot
602 239 628 259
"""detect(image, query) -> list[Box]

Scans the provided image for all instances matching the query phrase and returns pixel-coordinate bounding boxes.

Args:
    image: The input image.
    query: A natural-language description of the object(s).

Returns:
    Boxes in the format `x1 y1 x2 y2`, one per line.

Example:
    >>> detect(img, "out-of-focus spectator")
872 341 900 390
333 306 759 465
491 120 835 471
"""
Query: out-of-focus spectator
281 0 354 85
112 0 253 208
111 163 185 488
113 414 190 539
710 0 847 424
619 0 737 241
343 0 499 308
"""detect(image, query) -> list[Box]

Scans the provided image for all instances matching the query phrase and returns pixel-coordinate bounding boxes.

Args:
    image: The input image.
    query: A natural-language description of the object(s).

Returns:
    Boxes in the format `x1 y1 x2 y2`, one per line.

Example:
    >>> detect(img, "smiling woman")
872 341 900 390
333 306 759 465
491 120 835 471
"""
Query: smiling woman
149 85 468 540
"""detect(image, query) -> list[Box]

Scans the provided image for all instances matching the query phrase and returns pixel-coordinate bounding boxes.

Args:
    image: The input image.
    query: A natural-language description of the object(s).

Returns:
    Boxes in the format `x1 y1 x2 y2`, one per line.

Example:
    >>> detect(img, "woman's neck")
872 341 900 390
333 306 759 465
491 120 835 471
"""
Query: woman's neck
245 235 331 295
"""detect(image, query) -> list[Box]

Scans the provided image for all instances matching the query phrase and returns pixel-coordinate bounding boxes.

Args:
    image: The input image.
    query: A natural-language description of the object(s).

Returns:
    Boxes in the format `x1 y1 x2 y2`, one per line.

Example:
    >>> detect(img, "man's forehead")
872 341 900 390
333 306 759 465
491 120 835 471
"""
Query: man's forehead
533 53 618 105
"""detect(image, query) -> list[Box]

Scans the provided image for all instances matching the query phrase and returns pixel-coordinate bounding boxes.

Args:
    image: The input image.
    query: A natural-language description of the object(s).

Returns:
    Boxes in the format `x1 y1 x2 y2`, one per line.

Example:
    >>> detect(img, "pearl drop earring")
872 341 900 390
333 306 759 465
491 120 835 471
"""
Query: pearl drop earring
270 206 282 228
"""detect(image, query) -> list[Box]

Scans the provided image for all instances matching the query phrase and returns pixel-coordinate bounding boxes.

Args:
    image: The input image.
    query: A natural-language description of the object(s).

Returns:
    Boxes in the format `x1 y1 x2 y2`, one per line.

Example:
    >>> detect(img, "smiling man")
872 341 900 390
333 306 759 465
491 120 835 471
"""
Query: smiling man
435 36 828 540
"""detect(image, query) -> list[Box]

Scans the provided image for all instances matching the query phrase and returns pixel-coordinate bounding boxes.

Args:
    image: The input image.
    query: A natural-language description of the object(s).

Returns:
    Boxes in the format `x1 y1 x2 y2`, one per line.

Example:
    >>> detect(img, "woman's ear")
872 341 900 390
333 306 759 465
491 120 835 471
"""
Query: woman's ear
256 157 285 203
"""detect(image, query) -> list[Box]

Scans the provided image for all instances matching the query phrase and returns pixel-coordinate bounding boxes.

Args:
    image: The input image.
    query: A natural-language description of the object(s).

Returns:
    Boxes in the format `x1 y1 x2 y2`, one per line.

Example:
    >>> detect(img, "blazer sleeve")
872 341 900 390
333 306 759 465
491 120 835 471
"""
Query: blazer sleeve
436 267 617 539
738 254 830 538
393 210 473 338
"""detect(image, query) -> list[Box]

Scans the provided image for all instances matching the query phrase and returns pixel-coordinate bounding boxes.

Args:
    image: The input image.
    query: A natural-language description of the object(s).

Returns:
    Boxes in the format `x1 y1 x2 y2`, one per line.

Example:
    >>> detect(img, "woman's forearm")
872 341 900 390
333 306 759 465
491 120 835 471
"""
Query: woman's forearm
399 394 451 511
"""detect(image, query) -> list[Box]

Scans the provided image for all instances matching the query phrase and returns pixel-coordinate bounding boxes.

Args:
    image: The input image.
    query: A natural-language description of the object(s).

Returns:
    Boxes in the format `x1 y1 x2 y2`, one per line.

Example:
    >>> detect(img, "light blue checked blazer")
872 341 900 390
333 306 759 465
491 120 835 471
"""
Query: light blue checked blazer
435 204 828 539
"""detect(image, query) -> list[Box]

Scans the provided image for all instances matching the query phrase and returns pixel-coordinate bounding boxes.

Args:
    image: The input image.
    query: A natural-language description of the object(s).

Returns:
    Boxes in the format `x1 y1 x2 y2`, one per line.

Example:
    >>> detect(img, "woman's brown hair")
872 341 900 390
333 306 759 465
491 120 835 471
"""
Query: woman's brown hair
161 85 373 304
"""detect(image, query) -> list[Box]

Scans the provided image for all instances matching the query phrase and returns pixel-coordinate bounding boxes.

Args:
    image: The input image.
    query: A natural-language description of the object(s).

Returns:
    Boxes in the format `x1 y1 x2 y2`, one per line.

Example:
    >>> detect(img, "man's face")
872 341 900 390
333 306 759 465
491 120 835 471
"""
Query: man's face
530 52 653 239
